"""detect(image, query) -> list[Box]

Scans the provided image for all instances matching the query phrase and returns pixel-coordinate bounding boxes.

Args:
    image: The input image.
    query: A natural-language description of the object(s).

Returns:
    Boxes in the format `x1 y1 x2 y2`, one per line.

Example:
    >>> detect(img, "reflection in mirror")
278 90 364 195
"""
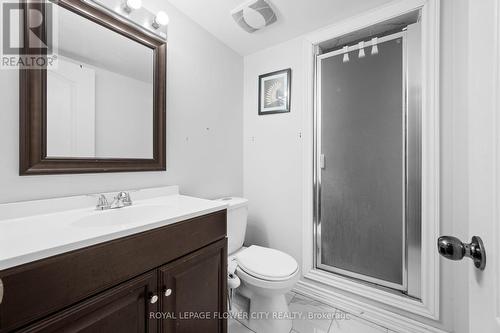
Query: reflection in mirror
47 6 154 159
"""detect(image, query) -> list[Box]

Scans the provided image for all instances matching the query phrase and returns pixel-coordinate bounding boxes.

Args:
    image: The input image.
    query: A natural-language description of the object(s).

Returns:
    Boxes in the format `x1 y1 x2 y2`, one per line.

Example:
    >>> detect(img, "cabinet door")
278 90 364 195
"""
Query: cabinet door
20 272 158 333
159 239 227 333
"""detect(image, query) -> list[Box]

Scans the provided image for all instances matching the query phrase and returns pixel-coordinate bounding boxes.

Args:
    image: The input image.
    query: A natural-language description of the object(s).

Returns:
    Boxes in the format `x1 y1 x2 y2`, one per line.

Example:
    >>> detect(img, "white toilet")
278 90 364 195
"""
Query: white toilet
217 197 299 333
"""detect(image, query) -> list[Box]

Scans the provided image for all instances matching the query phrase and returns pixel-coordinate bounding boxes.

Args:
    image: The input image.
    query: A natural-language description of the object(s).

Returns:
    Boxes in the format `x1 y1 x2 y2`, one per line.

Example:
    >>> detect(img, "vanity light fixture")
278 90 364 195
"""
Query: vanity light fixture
342 46 349 63
123 0 142 13
152 11 169 29
358 41 365 58
371 37 379 55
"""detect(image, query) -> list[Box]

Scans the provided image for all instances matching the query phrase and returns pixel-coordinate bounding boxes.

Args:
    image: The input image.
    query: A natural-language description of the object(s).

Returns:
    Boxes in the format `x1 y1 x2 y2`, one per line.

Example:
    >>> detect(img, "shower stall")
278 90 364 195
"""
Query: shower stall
313 22 422 298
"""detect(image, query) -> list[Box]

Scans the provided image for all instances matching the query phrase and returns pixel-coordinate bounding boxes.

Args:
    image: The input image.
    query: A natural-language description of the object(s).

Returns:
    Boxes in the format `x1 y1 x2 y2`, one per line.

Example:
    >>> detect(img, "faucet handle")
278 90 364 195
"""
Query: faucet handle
115 191 132 206
123 192 133 206
96 194 109 210
115 191 126 199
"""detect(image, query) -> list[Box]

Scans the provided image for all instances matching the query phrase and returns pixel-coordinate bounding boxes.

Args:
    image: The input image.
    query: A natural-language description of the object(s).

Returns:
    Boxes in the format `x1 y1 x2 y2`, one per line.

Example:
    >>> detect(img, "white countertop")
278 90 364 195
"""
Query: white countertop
0 189 227 270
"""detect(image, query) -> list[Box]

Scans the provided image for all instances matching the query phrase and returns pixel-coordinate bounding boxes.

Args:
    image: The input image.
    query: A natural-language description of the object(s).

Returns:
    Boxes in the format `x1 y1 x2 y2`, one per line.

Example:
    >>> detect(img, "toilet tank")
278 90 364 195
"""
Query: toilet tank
216 197 248 254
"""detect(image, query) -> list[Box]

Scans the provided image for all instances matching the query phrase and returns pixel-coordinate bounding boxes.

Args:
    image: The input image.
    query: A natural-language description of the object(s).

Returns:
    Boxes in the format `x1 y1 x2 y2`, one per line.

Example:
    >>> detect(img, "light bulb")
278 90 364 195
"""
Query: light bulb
358 41 365 58
371 37 379 55
342 46 349 63
154 11 169 27
126 0 141 10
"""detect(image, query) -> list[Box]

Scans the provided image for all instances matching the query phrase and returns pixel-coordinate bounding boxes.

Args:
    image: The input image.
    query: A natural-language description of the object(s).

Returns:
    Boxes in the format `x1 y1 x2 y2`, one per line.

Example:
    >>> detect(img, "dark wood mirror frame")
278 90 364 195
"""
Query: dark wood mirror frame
19 0 166 175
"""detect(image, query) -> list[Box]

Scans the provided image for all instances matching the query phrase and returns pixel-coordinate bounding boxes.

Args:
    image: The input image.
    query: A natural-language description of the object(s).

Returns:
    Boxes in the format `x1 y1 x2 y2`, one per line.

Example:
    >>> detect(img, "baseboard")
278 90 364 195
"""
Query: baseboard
293 280 450 333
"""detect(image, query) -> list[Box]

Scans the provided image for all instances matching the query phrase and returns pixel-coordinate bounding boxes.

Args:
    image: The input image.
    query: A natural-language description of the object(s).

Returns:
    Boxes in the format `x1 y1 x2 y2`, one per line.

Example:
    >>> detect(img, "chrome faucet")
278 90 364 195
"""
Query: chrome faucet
95 192 132 210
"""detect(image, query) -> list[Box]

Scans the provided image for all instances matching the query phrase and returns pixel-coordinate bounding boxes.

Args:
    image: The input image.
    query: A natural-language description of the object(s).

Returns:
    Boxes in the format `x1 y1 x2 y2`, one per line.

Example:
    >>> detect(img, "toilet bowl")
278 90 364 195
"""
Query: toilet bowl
231 245 299 333
216 197 299 333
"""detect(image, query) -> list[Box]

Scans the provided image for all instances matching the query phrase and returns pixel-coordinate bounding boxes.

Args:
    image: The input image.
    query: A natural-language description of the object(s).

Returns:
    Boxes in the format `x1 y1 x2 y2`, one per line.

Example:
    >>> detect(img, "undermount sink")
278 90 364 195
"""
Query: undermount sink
72 204 170 228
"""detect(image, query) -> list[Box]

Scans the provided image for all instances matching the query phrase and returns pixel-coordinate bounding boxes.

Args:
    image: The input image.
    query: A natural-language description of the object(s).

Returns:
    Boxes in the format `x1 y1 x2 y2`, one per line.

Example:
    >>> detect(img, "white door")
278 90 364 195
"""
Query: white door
465 0 498 331
442 1 499 332
46 57 96 158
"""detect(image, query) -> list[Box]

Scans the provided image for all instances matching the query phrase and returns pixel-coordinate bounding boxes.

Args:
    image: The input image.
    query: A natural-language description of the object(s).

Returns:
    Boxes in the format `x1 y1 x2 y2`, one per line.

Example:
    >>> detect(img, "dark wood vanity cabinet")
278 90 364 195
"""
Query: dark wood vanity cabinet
159 240 227 333
0 211 227 333
19 272 159 333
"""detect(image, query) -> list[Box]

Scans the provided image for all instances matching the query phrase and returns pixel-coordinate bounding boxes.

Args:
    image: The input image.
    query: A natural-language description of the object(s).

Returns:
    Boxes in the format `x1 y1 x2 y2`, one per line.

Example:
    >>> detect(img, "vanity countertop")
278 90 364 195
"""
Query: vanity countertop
0 189 227 270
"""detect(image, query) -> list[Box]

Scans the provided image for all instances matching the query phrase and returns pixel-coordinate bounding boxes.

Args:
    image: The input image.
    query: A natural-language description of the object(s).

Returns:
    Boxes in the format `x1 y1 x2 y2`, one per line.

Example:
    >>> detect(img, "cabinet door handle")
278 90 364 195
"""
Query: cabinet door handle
149 294 159 304
164 288 172 297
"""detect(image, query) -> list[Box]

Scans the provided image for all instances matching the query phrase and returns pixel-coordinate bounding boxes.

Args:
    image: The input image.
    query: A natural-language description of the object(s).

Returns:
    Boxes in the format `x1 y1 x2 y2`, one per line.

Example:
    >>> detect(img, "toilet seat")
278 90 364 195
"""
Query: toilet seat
236 245 298 281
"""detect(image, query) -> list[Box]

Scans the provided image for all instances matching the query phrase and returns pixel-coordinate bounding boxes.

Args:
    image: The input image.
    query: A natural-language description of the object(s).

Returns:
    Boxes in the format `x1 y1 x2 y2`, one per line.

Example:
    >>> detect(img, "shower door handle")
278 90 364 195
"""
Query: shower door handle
437 236 486 270
320 154 325 169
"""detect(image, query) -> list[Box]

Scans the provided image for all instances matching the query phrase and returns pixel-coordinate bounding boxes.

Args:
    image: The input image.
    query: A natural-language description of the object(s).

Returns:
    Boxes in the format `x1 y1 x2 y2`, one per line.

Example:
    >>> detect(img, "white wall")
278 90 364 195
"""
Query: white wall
94 65 153 159
243 37 304 268
0 0 243 203
242 0 468 332
47 57 154 159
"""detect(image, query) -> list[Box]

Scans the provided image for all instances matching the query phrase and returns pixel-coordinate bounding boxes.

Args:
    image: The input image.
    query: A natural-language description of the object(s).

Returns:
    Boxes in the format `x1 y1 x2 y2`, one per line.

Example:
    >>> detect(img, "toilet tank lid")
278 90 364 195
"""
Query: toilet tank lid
215 197 248 210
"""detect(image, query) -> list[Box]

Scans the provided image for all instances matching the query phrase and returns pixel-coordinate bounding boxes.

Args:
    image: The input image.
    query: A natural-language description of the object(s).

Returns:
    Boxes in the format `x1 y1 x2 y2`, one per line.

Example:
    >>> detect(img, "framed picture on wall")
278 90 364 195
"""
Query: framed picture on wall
258 68 291 115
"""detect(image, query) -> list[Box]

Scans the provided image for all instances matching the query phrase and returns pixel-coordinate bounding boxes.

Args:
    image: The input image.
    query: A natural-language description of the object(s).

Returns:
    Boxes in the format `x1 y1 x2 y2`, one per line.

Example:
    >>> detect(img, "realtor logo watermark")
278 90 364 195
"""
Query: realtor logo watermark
1 0 58 69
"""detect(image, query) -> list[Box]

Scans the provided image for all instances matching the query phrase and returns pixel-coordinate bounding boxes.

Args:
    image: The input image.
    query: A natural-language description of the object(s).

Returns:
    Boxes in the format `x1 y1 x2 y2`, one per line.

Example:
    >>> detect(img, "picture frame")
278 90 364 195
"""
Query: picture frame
258 68 291 115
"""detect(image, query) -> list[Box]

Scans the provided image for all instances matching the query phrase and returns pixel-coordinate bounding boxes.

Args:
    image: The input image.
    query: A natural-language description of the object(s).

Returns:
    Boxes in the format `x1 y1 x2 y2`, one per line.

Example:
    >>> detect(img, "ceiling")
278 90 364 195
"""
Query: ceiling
164 0 394 56
57 4 153 83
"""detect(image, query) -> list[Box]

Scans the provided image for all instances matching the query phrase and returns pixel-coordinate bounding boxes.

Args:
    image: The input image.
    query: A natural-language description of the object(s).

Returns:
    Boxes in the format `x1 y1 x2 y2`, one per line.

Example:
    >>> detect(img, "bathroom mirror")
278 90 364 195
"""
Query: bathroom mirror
20 0 166 175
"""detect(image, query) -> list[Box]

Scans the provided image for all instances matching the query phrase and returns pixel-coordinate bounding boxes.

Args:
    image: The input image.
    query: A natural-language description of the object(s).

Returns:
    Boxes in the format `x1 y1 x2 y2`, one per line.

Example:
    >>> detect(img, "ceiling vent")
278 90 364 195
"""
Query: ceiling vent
231 0 277 33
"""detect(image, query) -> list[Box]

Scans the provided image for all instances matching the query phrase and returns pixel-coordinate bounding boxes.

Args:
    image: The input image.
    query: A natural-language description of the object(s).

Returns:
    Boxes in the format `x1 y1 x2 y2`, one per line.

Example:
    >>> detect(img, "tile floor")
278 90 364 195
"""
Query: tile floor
228 291 390 333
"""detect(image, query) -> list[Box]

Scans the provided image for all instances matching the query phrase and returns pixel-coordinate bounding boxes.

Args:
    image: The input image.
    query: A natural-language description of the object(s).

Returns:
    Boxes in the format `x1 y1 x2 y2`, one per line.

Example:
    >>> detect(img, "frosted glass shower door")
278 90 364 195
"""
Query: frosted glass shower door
316 35 406 290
